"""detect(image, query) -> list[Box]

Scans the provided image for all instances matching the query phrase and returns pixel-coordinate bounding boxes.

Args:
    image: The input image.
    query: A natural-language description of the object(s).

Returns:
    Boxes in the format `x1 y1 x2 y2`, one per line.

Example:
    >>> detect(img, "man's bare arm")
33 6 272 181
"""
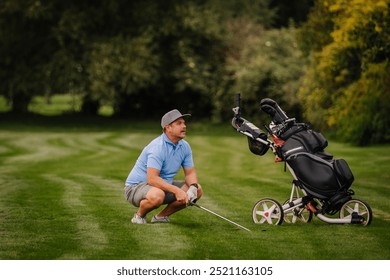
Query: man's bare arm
147 167 188 203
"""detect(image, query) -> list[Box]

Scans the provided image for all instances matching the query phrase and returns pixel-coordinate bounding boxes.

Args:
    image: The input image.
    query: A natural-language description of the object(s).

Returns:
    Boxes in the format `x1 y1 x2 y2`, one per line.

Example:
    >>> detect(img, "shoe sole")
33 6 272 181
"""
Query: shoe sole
131 218 146 224
151 217 170 223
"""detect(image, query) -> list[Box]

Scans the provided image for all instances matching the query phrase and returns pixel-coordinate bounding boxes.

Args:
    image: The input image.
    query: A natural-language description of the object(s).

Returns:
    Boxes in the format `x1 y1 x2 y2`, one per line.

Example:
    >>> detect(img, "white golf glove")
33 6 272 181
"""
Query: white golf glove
186 184 198 204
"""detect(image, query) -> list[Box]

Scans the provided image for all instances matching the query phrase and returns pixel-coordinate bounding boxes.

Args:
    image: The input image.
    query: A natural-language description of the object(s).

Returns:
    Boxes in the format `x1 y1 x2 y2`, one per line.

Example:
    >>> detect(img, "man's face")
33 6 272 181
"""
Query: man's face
167 118 187 140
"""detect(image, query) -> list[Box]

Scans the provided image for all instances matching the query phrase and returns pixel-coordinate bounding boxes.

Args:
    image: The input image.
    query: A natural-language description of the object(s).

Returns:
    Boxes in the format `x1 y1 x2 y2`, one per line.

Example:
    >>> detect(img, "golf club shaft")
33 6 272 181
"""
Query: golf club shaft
192 203 251 232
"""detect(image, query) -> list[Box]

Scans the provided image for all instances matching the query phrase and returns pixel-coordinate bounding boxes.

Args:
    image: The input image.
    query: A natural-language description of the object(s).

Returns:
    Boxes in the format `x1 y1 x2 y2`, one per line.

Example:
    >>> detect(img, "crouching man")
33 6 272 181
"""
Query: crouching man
124 109 203 224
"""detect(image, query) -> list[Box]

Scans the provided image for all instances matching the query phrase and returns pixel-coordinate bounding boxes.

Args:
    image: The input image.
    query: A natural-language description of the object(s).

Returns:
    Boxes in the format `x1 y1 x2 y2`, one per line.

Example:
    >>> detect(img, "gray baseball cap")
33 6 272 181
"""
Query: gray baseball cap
161 109 191 128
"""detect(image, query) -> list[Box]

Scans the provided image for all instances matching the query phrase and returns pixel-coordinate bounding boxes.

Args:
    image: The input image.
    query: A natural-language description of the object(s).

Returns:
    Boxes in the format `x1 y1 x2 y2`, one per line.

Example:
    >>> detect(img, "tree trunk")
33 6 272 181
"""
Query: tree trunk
10 91 32 113
81 93 99 115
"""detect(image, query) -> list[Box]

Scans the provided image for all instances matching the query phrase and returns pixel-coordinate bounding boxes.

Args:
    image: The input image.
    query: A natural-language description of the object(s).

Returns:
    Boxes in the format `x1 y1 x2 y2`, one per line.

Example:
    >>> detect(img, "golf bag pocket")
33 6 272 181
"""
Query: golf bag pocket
280 130 328 159
333 159 354 189
287 153 340 198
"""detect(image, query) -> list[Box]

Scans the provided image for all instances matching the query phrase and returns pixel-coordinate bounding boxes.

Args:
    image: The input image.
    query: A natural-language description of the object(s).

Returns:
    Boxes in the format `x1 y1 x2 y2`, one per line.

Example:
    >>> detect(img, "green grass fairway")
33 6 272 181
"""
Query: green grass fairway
0 116 389 260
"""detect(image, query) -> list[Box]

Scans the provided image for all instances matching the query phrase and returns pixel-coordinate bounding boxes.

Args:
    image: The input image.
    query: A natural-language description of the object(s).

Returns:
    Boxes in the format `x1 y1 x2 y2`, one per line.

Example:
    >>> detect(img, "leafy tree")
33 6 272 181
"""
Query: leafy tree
298 0 390 145
216 20 305 123
0 0 58 112
127 1 224 117
87 34 160 116
0 0 99 113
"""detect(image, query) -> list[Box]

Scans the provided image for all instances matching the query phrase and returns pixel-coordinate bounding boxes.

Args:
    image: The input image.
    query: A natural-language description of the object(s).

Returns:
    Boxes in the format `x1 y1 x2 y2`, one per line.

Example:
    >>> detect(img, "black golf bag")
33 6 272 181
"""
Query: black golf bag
232 94 372 225
260 98 354 213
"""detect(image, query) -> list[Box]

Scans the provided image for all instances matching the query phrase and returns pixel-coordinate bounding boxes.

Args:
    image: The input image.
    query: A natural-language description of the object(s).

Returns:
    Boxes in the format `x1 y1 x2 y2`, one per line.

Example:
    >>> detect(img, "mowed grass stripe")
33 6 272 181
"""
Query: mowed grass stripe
0 133 79 259
0 131 124 259
43 175 109 259
0 176 79 259
5 133 77 163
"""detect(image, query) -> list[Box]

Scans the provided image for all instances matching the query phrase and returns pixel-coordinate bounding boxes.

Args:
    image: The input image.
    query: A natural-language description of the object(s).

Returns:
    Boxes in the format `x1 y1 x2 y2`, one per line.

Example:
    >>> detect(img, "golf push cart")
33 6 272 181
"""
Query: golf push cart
231 93 372 226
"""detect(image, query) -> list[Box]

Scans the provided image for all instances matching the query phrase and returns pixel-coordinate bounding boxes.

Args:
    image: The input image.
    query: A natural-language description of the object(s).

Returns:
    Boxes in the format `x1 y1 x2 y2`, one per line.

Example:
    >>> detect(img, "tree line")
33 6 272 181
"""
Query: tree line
1 0 388 145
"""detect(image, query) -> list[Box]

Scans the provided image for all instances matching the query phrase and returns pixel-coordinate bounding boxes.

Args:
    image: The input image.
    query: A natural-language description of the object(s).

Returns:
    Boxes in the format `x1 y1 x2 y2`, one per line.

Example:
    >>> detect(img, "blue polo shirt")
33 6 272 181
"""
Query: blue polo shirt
125 133 194 185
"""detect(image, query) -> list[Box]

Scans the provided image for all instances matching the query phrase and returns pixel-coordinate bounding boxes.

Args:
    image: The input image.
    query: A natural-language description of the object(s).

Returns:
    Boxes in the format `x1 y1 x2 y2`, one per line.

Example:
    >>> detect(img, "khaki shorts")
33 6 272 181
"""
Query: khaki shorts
124 181 185 207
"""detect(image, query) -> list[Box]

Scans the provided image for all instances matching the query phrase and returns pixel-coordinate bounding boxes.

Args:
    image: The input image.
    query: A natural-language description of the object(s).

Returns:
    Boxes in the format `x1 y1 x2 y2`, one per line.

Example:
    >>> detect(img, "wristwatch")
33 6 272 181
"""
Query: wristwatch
190 183 198 189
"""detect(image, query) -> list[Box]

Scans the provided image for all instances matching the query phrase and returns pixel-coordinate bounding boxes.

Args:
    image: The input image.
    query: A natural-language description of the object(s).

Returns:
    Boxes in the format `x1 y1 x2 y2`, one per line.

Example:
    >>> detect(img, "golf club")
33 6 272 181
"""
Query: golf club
191 202 251 232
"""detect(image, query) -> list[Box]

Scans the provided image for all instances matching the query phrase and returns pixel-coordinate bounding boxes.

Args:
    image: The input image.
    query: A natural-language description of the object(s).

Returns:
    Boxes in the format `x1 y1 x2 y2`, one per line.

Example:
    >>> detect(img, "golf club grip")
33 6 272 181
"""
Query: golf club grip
235 93 241 108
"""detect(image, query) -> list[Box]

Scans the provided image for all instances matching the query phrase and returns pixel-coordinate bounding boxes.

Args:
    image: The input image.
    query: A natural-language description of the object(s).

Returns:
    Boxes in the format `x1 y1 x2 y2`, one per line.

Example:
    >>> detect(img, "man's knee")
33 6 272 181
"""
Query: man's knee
146 188 165 206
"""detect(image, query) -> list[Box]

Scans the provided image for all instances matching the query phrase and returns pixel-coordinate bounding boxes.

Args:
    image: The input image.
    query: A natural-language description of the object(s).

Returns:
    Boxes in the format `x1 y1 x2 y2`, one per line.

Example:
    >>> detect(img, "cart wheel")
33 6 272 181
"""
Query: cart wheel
339 199 372 226
252 198 284 225
283 198 313 223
